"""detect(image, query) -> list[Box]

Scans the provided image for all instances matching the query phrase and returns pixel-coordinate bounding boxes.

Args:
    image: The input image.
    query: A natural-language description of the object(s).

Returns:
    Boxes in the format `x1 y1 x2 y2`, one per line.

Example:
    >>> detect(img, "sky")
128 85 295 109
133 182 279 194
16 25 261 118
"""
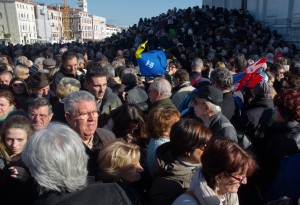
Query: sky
40 0 203 26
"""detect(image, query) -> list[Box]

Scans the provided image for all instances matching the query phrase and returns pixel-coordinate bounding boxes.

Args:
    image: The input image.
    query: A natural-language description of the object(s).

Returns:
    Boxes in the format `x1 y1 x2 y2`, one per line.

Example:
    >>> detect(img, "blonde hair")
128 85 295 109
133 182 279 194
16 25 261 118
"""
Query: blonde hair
14 65 29 79
56 77 81 99
98 139 140 182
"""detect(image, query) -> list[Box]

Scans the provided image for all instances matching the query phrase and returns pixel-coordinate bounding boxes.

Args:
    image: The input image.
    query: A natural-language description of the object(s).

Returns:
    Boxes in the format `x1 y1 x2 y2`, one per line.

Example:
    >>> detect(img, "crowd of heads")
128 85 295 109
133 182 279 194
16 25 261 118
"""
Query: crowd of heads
0 4 299 205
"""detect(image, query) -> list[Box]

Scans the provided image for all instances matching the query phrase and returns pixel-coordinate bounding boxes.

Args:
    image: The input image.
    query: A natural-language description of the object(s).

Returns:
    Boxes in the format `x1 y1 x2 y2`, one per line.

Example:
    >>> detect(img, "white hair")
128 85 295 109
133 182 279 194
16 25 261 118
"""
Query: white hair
151 77 172 99
63 91 95 115
22 123 88 194
205 100 221 115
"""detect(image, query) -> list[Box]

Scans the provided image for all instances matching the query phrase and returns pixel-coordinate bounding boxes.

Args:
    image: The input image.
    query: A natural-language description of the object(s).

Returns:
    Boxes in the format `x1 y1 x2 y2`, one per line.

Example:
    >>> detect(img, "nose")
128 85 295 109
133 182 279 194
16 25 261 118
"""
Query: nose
240 177 247 184
136 163 144 172
11 140 17 148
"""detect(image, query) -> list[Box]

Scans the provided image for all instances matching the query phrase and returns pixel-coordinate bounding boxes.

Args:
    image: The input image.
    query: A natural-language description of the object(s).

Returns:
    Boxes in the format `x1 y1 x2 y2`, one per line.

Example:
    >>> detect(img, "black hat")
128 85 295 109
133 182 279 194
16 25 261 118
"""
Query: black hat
189 85 223 105
27 72 52 89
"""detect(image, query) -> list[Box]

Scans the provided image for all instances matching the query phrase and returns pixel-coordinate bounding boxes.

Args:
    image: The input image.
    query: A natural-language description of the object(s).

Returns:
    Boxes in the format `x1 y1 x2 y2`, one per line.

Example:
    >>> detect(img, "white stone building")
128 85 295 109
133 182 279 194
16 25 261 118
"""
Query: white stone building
105 24 121 39
0 0 37 44
203 0 300 47
47 5 63 43
34 3 51 43
91 15 106 41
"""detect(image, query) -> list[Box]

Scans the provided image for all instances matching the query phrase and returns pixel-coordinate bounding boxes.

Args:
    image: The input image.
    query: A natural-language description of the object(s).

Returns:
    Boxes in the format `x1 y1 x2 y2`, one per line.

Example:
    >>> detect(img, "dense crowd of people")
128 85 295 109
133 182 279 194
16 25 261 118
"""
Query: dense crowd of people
0 4 300 205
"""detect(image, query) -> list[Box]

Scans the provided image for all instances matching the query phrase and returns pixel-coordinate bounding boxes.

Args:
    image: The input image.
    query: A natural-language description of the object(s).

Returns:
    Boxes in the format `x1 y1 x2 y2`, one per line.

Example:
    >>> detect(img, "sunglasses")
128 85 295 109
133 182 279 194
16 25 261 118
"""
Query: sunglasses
12 83 25 87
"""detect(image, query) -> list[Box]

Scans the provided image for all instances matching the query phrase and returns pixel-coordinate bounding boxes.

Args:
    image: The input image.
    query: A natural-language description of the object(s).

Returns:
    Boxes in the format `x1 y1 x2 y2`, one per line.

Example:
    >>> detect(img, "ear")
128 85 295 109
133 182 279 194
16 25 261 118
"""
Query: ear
48 113 54 121
65 112 71 124
214 174 222 184
83 81 89 90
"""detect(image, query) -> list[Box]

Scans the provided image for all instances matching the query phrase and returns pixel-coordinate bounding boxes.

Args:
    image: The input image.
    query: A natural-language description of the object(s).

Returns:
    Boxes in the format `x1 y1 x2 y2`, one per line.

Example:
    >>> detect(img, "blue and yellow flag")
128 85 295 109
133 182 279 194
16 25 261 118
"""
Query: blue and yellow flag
136 41 167 77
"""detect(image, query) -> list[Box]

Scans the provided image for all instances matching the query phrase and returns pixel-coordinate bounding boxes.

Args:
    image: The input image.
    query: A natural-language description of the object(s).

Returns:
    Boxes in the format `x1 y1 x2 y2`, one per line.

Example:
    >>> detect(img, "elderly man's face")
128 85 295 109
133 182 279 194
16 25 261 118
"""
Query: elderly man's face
191 97 207 121
29 106 53 132
148 83 159 104
66 100 98 142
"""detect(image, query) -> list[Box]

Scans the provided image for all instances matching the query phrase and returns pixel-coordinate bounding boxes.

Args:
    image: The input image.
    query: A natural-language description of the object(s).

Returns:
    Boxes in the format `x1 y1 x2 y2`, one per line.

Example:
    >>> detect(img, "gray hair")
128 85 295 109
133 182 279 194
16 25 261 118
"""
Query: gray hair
205 100 221 115
28 97 52 114
103 65 115 79
121 68 138 85
22 123 88 194
34 57 45 66
151 77 172 99
63 91 95 115
191 57 203 72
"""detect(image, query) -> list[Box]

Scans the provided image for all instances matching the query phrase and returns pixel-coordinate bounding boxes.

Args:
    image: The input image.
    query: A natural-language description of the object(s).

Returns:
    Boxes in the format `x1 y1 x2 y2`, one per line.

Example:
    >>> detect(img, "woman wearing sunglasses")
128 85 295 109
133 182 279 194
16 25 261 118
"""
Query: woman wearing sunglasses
9 77 29 111
172 137 257 205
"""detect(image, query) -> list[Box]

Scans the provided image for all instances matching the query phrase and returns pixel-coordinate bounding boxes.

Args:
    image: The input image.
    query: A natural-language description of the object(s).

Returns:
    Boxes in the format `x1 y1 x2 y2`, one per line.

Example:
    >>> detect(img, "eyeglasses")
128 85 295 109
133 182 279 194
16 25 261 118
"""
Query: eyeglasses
12 83 25 87
29 113 51 119
225 174 246 184
73 110 100 119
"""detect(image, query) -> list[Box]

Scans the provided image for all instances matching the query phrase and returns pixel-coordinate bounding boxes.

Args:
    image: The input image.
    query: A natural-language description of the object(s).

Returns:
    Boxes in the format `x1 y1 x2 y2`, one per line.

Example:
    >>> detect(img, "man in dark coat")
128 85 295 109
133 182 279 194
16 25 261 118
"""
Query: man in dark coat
64 91 116 179
190 85 237 142
148 77 177 112
52 51 83 90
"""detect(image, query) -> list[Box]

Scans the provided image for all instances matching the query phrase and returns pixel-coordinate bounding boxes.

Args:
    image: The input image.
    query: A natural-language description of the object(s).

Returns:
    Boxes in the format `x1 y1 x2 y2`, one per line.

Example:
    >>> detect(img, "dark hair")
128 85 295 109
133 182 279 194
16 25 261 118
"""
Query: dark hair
85 68 108 83
173 69 190 83
274 89 300 121
168 59 182 69
210 68 233 90
28 97 52 114
234 53 247 72
110 104 147 145
201 137 257 189
170 118 211 157
283 72 300 91
62 51 78 65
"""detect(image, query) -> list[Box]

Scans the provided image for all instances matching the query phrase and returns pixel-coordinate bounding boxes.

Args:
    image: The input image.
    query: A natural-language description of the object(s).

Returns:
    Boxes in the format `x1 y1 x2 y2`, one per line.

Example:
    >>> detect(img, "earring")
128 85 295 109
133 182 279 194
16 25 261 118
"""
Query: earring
215 183 220 192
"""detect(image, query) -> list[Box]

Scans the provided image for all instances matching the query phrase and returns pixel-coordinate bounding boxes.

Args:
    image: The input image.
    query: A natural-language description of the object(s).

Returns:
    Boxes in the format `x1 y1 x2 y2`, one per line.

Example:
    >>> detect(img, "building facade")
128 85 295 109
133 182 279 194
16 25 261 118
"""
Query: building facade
69 8 93 42
35 3 51 43
0 0 37 44
91 15 106 41
47 5 63 43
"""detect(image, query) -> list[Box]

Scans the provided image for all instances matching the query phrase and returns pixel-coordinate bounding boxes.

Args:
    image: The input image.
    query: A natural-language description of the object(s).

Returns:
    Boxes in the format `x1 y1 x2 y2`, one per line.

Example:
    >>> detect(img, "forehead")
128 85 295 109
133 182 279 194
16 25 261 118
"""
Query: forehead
0 97 10 103
64 57 77 65
90 76 107 84
73 100 96 111
0 74 11 80
30 105 50 113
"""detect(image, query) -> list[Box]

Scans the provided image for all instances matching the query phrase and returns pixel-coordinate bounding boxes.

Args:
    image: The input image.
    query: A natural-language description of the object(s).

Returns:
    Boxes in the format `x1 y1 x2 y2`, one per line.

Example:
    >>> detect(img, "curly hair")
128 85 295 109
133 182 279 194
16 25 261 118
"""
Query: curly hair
210 68 233 90
283 72 300 91
274 89 300 121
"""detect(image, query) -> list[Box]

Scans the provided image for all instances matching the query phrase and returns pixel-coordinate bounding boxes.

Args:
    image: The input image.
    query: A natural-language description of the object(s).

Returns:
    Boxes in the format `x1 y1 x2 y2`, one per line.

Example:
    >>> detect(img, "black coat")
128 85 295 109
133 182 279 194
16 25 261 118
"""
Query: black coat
34 182 132 205
232 98 275 161
264 120 300 181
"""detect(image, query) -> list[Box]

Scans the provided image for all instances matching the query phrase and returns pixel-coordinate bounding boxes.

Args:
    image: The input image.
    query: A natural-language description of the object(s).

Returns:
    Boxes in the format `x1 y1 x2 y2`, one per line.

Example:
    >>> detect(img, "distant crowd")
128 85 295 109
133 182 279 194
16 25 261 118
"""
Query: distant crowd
0 5 300 205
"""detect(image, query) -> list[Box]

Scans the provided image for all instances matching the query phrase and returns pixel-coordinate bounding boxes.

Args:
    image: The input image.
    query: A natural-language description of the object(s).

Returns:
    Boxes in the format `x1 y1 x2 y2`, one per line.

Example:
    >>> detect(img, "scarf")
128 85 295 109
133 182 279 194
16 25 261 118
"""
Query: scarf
189 168 222 205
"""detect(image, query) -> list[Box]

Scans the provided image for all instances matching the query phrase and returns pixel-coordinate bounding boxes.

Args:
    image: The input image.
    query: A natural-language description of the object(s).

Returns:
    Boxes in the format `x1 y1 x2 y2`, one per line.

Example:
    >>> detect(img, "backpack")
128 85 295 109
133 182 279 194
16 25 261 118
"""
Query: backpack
217 122 252 149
